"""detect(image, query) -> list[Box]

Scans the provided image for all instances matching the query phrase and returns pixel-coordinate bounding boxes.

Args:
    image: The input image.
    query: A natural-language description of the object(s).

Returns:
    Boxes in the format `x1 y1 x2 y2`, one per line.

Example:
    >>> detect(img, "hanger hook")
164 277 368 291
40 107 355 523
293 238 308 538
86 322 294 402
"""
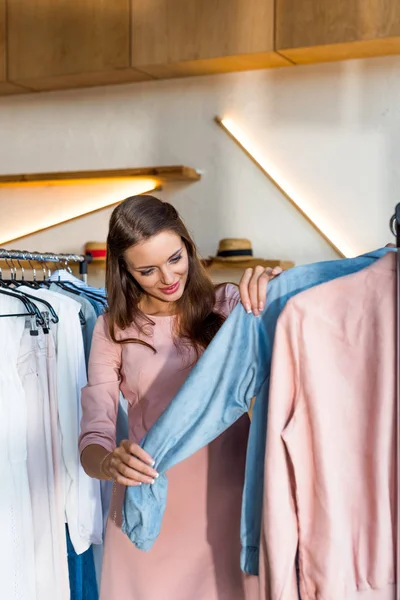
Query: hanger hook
29 252 37 281
14 254 24 281
22 251 36 281
9 252 18 281
64 256 73 275
39 254 48 281
43 253 52 279
4 250 14 280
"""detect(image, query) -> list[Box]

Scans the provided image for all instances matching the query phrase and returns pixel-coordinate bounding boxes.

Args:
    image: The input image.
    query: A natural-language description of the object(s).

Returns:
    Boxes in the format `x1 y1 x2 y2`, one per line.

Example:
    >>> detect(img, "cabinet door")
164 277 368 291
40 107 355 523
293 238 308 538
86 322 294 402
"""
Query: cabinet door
276 0 400 64
7 0 151 91
131 0 288 78
0 0 29 94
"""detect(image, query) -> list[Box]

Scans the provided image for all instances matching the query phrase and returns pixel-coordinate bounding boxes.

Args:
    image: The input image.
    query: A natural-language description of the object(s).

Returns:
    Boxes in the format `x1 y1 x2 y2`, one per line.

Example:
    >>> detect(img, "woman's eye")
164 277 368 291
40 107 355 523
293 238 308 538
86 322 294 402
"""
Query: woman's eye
170 255 182 264
140 269 154 277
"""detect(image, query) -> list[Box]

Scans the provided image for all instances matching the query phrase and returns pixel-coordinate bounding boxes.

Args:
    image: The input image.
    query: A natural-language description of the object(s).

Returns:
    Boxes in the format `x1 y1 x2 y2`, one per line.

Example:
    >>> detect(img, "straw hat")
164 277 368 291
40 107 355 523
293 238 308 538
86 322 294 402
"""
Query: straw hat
207 238 294 270
212 238 255 262
85 241 107 262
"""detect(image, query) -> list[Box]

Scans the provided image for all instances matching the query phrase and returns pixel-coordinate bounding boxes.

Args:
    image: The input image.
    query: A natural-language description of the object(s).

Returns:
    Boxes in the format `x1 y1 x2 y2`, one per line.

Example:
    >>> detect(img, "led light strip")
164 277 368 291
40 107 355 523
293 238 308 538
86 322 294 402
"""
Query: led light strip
216 116 355 258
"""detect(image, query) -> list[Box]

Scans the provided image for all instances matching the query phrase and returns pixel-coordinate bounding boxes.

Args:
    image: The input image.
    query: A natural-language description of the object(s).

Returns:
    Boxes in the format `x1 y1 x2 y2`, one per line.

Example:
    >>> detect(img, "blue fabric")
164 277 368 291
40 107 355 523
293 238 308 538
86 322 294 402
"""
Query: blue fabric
66 526 98 600
83 295 105 317
122 248 393 575
49 270 106 296
49 284 98 366
57 278 106 599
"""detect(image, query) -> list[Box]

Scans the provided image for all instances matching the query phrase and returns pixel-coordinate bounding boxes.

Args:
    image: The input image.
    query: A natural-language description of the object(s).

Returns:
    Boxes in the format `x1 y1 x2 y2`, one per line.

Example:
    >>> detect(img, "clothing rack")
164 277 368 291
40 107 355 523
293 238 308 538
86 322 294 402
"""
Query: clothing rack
0 249 93 284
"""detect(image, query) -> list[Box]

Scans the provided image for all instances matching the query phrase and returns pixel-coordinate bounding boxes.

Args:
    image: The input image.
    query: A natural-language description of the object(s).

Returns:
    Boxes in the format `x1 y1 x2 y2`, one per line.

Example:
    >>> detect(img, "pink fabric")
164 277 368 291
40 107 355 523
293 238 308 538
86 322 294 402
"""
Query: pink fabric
261 252 396 600
80 283 258 600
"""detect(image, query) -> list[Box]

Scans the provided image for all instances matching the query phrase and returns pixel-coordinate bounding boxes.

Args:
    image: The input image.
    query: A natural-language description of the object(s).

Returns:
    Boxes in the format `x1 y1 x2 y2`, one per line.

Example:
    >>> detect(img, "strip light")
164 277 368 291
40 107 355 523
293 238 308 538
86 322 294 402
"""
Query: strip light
216 116 356 258
0 178 158 244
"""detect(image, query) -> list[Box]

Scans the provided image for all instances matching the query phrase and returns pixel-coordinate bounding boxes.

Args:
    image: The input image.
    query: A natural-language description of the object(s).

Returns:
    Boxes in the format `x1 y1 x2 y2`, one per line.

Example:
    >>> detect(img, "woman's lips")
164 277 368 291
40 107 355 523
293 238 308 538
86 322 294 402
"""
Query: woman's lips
160 281 180 295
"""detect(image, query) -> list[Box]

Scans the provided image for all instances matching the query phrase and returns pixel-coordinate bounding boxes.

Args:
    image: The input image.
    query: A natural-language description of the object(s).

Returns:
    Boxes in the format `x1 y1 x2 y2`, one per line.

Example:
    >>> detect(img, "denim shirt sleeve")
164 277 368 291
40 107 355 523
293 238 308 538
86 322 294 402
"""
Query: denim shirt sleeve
122 304 271 550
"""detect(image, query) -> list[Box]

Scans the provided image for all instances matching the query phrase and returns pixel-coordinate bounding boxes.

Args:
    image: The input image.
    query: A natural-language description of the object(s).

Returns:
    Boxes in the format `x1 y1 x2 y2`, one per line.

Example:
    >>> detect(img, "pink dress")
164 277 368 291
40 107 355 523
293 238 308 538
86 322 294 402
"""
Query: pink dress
80 284 258 600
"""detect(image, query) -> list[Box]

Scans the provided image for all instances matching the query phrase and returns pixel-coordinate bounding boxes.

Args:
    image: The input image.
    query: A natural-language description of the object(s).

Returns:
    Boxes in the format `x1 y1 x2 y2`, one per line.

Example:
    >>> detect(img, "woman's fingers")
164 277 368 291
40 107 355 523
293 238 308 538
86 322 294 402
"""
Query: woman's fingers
239 268 253 313
240 265 283 316
112 440 159 486
256 271 270 314
121 440 155 466
108 456 158 486
116 461 157 485
124 455 158 479
247 266 265 316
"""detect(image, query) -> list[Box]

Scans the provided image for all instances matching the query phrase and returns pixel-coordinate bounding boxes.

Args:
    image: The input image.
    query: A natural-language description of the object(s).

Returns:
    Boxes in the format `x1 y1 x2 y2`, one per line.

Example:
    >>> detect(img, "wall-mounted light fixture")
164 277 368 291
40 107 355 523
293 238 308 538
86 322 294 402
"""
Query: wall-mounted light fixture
216 116 355 258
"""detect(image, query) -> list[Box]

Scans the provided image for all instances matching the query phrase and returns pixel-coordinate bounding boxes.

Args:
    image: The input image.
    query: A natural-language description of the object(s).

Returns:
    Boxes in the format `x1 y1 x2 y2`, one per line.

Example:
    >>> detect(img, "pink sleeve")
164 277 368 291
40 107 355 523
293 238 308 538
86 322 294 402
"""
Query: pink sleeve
260 305 299 600
79 316 122 455
215 283 241 317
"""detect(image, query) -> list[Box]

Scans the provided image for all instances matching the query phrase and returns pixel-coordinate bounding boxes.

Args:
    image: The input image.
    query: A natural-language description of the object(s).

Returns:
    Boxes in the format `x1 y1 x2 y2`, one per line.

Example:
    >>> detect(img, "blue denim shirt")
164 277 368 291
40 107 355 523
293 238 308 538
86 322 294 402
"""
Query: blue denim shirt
122 248 393 574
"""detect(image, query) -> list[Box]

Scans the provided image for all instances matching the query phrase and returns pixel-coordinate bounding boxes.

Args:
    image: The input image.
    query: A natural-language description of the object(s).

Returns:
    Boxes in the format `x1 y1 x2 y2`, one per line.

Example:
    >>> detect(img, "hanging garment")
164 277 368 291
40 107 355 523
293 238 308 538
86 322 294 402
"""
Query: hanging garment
46 285 102 600
49 270 106 296
49 284 97 365
46 328 71 600
120 247 393 576
80 284 258 600
18 327 69 600
66 526 98 600
49 284 103 600
0 295 37 600
261 252 396 600
18 286 102 554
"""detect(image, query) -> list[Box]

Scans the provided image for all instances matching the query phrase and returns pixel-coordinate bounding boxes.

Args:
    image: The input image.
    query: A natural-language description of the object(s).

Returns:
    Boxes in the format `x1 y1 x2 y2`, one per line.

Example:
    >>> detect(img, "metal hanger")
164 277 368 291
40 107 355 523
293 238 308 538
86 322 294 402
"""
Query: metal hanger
50 257 87 326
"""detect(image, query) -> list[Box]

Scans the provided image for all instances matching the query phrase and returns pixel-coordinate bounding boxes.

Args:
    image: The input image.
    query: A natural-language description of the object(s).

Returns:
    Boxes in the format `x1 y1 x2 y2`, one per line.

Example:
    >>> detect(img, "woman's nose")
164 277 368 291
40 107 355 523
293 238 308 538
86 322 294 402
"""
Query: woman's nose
160 268 174 285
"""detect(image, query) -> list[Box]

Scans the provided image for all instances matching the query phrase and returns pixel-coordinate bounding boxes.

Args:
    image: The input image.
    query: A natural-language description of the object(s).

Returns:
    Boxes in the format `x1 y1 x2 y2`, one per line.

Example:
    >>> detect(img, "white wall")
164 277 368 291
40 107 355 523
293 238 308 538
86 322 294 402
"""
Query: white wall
0 54 398 282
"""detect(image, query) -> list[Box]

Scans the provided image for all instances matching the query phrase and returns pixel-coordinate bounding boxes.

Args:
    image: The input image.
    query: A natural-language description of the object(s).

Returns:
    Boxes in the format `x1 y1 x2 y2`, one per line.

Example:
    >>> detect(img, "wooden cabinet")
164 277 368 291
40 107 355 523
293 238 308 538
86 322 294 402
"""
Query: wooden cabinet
0 0 29 94
131 0 289 78
2 0 400 95
276 0 400 64
7 0 152 91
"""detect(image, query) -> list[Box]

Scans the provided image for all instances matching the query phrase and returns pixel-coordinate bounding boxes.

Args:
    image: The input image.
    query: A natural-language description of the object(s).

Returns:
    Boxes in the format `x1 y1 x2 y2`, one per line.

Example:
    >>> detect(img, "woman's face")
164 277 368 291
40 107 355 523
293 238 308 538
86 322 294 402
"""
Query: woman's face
124 230 189 304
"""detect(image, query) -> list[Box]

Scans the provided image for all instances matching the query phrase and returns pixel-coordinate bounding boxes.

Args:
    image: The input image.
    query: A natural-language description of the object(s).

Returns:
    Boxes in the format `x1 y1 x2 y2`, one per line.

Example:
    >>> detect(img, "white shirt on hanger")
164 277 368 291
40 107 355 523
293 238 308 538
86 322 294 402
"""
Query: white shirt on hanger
18 286 103 554
0 294 37 600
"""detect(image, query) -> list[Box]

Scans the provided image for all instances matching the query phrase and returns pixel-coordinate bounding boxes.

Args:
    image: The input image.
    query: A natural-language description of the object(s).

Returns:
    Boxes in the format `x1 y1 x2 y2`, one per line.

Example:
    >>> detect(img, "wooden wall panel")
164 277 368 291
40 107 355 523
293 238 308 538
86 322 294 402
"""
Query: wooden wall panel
7 0 152 91
276 0 400 64
132 0 289 78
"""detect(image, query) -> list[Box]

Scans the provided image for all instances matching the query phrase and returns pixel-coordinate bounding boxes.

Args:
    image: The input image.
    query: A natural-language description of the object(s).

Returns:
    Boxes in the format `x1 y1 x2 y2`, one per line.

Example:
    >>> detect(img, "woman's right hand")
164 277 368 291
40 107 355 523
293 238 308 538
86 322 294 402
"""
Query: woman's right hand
102 440 158 487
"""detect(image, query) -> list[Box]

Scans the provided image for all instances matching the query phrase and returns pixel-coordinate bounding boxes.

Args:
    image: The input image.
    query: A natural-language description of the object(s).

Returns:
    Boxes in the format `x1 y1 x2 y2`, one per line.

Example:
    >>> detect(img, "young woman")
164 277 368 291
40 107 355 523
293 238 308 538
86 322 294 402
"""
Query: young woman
79 195 278 600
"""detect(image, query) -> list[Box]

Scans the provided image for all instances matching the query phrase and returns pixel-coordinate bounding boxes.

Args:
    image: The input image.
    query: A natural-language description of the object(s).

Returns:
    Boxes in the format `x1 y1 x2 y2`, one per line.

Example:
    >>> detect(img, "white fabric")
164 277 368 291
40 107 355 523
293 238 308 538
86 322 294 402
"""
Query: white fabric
46 332 71 599
18 329 61 600
0 295 37 600
18 286 102 553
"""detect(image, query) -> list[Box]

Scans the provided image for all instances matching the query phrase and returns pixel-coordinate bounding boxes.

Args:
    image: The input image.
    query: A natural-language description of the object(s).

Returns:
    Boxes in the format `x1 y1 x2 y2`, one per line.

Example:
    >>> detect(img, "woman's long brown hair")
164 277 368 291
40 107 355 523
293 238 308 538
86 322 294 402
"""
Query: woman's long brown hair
106 195 226 356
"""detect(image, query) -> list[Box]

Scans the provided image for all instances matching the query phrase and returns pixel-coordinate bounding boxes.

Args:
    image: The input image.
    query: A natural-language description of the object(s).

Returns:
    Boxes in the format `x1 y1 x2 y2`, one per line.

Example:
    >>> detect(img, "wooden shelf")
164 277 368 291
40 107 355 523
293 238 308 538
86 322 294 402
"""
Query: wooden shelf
203 259 294 271
0 165 201 187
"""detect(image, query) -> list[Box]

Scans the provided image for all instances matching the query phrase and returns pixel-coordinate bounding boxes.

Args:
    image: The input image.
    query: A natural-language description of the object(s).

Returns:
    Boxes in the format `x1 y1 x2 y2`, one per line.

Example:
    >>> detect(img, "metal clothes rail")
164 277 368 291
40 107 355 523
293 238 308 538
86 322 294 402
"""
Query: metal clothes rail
0 249 92 283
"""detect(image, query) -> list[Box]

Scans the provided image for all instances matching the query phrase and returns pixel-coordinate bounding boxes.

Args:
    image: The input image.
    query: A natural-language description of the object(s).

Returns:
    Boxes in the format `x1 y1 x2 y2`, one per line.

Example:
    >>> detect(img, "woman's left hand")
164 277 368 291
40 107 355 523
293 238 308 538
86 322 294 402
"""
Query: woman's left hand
239 266 282 317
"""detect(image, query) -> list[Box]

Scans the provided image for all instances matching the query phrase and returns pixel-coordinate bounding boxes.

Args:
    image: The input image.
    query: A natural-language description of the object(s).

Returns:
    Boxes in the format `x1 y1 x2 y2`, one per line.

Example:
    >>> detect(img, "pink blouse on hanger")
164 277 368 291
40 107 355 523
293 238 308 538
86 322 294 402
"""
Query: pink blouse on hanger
261 252 396 600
